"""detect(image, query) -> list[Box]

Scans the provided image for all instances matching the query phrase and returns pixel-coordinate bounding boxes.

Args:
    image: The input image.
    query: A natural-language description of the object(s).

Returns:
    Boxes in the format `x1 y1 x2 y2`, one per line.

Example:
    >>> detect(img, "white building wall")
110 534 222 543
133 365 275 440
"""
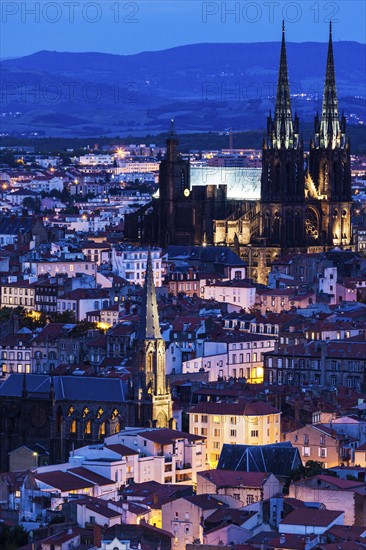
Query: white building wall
203 284 256 309
112 248 163 287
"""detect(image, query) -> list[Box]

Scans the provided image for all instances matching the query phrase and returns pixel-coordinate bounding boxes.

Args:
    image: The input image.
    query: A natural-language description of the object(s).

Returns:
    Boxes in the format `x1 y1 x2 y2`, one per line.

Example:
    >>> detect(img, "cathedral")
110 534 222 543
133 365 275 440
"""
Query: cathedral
0 252 173 469
126 23 353 284
214 22 353 282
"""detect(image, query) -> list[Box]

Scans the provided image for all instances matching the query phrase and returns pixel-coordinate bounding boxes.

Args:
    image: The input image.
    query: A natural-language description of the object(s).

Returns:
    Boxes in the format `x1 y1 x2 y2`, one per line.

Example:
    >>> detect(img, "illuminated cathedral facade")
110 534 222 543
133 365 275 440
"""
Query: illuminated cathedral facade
125 23 353 284
213 22 352 282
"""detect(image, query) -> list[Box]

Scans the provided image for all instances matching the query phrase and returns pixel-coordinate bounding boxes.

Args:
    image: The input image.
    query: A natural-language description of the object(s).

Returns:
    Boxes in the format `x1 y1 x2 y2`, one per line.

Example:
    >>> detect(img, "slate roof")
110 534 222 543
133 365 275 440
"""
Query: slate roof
0 373 127 402
217 442 301 478
166 245 246 266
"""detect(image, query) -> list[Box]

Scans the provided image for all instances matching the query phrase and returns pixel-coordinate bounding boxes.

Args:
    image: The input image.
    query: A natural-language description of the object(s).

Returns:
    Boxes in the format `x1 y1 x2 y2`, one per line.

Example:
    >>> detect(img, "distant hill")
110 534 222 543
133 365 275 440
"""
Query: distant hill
1 42 365 139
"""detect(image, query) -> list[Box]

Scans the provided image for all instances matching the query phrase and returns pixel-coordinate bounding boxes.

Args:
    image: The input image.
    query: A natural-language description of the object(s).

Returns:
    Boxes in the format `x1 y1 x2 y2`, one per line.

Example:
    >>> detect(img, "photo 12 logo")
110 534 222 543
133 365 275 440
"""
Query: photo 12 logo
1 1 139 24
1 80 140 105
201 2 339 24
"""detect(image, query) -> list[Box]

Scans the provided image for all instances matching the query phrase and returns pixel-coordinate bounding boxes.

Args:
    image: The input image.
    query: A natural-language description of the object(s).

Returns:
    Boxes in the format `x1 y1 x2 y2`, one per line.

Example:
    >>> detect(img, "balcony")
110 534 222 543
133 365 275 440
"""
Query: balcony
176 462 191 470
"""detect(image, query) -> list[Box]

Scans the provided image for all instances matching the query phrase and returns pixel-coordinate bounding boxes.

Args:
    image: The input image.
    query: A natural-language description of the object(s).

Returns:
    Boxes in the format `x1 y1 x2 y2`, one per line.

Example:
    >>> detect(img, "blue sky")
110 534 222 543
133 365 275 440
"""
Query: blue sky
1 0 365 58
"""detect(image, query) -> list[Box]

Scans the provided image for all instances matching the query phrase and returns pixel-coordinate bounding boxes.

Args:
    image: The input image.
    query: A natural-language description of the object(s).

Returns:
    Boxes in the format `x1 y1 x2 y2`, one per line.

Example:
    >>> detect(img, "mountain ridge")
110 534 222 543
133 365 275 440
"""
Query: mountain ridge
1 42 365 138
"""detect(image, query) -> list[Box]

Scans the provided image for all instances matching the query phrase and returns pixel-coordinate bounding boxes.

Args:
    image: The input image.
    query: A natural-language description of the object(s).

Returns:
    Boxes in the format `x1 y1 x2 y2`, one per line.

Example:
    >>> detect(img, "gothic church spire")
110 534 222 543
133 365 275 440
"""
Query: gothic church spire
272 21 294 148
136 250 161 340
319 21 341 148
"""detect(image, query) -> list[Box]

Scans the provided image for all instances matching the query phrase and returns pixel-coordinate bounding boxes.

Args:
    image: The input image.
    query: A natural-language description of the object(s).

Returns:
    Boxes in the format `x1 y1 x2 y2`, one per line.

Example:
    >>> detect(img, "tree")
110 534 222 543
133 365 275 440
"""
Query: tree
48 311 76 324
291 460 336 481
23 197 41 214
0 524 29 550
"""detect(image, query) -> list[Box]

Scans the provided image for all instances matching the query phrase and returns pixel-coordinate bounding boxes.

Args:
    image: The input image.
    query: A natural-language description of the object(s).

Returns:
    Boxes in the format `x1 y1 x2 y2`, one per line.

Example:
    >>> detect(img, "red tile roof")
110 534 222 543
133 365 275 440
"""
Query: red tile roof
137 428 205 445
35 470 94 492
68 467 114 486
190 399 280 416
105 444 139 457
280 508 344 527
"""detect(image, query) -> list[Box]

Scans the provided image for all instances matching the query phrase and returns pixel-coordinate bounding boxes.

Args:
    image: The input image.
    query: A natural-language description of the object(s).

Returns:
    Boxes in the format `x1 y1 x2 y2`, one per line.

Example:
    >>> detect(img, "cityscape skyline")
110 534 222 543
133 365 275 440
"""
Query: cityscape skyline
0 3 366 549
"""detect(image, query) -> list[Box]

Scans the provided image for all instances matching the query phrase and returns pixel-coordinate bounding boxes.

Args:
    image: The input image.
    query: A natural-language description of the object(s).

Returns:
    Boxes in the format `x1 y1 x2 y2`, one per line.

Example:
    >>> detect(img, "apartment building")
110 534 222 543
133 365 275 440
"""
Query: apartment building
189 399 281 468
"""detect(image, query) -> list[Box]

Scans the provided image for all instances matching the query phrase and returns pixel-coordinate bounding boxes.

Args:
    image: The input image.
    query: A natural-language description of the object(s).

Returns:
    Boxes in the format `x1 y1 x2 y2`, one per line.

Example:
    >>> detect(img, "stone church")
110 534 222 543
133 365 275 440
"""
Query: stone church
0 252 173 469
214 22 352 283
126 23 353 284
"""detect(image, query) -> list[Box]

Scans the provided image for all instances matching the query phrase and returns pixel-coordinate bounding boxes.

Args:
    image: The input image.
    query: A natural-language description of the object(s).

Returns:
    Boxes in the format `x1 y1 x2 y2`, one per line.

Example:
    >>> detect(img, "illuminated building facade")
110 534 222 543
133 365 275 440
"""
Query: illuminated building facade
214 23 353 283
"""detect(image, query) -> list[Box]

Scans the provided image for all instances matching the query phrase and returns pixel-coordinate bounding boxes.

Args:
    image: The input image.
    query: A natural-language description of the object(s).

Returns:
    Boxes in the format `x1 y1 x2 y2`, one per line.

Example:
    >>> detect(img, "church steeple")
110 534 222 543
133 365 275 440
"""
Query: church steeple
136 250 161 340
132 250 173 428
166 118 178 163
270 21 296 149
318 22 341 148
308 22 352 247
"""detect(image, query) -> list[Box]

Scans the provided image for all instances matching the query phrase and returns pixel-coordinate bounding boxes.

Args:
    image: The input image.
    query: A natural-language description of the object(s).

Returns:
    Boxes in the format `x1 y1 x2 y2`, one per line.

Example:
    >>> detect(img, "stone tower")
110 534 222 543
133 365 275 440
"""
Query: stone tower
308 22 352 247
260 22 306 248
158 119 193 247
132 251 173 428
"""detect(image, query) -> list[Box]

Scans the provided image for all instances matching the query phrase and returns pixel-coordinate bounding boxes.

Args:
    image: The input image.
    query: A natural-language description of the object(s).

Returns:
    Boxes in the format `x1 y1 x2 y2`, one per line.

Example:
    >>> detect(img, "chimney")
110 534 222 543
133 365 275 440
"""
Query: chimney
280 534 286 545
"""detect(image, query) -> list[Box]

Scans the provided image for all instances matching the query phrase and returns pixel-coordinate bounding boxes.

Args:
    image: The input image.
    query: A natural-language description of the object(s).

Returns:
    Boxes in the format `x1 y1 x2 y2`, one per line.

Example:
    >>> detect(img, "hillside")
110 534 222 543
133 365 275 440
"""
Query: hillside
1 42 365 138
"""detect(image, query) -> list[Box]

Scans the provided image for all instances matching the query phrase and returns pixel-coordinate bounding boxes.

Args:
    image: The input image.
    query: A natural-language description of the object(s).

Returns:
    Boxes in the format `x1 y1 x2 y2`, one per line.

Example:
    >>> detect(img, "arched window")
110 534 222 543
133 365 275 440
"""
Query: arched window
98 422 106 438
70 419 77 434
67 406 74 417
96 407 104 419
82 407 89 418
305 207 319 243
84 421 91 435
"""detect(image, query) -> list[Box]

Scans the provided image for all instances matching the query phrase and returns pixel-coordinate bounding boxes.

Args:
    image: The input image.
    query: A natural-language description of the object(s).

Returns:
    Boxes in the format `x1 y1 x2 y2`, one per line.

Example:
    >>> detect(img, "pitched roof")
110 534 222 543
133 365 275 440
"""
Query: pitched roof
68 467 114 486
105 444 139 457
35 471 94 492
218 442 301 478
75 497 121 518
294 474 366 490
0 373 127 403
280 508 343 527
198 469 272 488
137 428 205 445
182 494 227 510
190 399 280 416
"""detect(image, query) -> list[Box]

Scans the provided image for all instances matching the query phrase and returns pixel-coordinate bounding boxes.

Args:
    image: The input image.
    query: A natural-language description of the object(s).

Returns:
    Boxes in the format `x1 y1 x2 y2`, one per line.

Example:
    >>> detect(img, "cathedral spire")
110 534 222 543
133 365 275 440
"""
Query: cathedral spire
273 21 294 148
166 118 178 162
136 250 161 340
169 118 176 138
319 21 340 148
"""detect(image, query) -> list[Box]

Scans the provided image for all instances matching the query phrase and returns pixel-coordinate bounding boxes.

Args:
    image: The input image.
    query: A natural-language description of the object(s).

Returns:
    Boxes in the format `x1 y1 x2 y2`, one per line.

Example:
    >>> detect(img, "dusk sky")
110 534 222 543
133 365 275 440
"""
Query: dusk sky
1 0 365 59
